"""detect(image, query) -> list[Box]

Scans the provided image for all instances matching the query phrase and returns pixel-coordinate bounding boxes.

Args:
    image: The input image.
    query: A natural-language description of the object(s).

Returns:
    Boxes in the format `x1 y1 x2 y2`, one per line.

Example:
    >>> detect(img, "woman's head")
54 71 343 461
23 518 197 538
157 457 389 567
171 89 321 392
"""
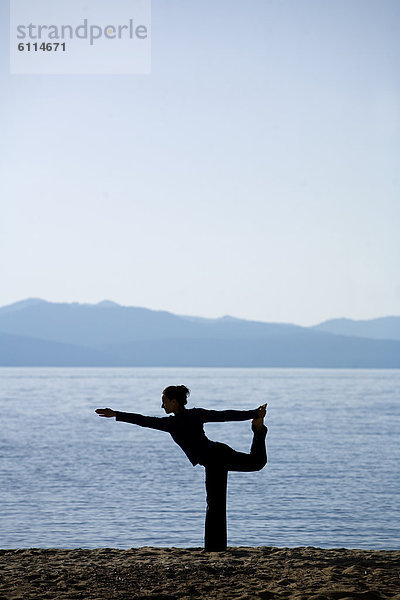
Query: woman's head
161 385 190 414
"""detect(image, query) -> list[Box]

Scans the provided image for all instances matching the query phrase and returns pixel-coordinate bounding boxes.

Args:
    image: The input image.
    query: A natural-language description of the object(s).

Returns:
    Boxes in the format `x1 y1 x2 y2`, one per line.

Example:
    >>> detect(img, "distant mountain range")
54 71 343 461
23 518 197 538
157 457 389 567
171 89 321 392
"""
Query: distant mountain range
0 299 399 367
312 317 400 341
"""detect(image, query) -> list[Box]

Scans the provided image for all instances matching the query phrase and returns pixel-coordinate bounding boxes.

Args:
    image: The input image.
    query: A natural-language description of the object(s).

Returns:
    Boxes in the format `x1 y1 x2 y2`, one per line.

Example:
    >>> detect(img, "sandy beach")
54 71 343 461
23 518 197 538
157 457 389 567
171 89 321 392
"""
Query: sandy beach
0 546 399 600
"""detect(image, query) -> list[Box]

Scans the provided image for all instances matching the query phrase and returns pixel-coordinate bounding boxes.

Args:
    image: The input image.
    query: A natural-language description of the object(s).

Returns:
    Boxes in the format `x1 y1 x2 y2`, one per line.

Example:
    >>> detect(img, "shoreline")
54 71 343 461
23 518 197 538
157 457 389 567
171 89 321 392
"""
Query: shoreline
1 546 399 600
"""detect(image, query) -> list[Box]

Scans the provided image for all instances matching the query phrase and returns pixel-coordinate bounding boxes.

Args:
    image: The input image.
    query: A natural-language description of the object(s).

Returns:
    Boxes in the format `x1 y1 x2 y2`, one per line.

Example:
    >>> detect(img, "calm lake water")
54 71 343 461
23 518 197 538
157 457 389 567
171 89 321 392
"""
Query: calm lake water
0 368 399 550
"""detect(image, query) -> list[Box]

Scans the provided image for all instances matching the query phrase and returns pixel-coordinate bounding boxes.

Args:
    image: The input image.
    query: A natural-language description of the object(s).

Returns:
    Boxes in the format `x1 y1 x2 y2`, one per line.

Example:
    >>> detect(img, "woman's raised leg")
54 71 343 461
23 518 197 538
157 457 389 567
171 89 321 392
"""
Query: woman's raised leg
225 422 268 472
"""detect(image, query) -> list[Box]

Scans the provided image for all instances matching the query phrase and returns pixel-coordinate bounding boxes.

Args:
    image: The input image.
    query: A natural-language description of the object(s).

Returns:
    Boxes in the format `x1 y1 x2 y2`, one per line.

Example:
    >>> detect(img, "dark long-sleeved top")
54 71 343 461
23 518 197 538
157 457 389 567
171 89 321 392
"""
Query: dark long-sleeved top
115 407 259 466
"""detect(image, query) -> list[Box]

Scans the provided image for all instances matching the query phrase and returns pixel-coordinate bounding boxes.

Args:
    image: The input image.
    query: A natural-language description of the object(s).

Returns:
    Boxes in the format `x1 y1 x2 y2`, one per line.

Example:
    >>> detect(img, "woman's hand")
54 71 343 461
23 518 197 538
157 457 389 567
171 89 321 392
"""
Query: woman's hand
95 408 116 418
257 403 267 418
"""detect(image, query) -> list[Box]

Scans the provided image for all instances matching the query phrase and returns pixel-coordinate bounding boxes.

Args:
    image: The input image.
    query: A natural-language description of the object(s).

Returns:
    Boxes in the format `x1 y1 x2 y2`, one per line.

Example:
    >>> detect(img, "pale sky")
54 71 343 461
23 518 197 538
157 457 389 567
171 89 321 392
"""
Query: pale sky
1 0 399 326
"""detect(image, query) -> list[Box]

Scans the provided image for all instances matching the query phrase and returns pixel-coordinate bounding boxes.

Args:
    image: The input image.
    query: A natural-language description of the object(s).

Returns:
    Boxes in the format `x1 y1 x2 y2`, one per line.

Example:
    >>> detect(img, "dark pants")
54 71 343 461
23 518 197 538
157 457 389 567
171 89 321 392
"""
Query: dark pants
202 425 268 551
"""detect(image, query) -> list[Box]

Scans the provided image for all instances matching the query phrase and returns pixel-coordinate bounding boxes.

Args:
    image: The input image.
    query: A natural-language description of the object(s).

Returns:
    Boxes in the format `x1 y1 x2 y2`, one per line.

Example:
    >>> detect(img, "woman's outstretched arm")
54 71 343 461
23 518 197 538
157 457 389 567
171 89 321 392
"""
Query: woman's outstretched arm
95 408 172 432
197 404 266 423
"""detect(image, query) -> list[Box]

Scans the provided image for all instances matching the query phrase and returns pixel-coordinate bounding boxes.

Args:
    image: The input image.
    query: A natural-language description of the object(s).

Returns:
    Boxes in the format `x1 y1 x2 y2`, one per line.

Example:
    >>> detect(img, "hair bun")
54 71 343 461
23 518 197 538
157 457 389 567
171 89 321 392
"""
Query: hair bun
178 384 190 396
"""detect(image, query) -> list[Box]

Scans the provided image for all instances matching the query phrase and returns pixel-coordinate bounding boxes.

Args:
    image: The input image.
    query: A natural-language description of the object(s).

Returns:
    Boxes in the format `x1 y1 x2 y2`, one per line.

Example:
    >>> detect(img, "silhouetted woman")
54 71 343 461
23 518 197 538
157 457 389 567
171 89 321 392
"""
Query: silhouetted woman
96 385 267 551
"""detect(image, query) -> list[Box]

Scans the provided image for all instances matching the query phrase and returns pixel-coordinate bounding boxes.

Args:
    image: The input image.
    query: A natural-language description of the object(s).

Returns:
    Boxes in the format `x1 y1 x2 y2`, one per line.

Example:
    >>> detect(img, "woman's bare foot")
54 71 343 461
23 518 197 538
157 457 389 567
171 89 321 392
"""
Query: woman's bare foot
252 403 267 432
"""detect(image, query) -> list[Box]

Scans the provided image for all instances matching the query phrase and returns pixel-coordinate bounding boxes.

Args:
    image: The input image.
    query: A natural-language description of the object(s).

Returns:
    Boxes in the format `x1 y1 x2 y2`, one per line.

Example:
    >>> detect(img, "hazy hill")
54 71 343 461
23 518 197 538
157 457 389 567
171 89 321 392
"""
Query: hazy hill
313 317 400 341
0 331 120 367
0 299 303 346
0 299 399 367
95 334 400 367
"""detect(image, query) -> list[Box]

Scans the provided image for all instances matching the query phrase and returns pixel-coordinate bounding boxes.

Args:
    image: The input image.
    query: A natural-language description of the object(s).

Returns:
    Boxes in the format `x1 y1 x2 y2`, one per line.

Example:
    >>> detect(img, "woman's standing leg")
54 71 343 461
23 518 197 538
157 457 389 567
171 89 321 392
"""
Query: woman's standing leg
203 426 267 551
204 463 228 551
203 410 268 551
